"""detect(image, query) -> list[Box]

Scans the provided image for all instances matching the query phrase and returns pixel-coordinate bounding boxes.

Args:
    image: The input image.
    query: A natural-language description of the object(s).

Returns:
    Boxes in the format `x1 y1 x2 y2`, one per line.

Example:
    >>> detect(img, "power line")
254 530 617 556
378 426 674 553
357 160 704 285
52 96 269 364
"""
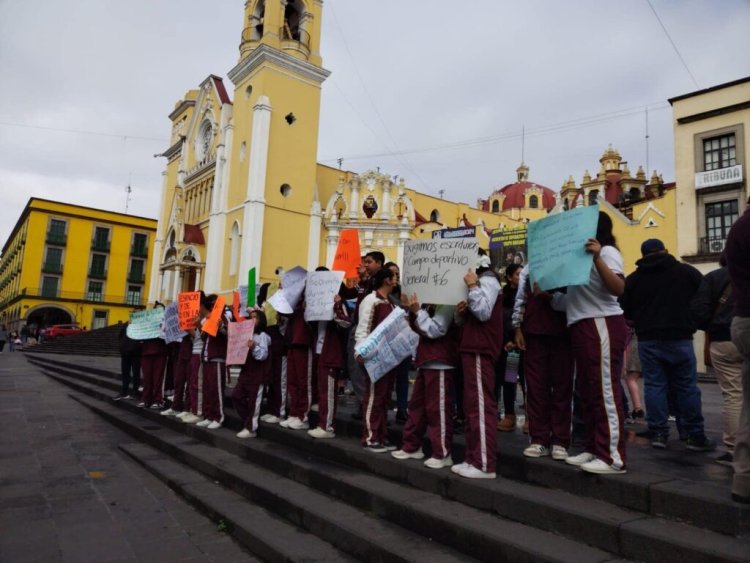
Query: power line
0 120 168 143
646 0 700 89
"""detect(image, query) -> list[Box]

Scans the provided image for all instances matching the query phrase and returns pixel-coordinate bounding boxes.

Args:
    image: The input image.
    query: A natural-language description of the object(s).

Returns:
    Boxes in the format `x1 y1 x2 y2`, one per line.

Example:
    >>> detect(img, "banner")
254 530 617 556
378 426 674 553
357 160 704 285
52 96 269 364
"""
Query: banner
431 226 476 239
489 226 528 277
354 308 419 382
126 308 165 340
331 229 361 278
202 296 226 337
178 292 201 331
401 238 478 305
528 206 598 291
282 266 307 309
226 320 256 365
304 271 345 322
162 302 187 344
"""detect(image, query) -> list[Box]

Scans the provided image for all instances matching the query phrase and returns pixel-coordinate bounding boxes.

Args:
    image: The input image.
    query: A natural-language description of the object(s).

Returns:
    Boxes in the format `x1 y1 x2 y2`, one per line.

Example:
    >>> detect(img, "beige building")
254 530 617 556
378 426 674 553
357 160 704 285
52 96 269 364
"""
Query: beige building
670 76 750 274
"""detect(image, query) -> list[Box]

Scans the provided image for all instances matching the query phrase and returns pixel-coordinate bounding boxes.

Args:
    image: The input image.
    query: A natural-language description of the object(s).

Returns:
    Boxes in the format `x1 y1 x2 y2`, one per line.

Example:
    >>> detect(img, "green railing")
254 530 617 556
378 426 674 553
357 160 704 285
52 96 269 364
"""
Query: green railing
91 239 111 252
88 268 107 280
130 245 148 257
46 232 67 246
41 262 63 274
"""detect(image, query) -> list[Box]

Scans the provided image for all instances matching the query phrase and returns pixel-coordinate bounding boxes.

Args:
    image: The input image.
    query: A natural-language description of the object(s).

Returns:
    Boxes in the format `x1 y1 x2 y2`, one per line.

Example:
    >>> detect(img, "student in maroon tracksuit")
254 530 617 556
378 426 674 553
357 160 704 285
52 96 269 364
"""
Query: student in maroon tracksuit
355 268 398 452
308 290 351 439
180 325 205 424
452 254 503 479
256 283 287 424
392 298 459 468
233 311 272 438
513 266 574 460
161 333 192 417
139 303 168 409
558 212 628 475
280 299 315 430
198 294 231 430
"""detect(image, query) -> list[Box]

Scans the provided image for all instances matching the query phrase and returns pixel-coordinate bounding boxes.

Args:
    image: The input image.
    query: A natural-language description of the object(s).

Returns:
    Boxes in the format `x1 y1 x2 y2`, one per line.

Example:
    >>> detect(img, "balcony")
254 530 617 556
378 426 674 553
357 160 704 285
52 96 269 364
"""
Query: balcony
9 286 147 306
42 262 63 275
698 236 727 255
88 268 107 280
130 244 148 257
127 271 145 284
91 239 111 252
46 232 67 246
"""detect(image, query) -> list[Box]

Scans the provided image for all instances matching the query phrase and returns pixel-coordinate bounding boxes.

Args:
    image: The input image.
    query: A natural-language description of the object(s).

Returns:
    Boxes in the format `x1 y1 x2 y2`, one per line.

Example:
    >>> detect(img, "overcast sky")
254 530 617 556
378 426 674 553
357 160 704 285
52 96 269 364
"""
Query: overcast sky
1 0 749 247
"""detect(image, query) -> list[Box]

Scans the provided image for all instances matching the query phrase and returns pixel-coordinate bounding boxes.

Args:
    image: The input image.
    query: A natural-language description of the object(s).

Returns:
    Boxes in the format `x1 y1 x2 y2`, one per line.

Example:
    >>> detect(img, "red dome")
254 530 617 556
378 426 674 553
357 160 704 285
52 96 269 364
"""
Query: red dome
490 181 556 211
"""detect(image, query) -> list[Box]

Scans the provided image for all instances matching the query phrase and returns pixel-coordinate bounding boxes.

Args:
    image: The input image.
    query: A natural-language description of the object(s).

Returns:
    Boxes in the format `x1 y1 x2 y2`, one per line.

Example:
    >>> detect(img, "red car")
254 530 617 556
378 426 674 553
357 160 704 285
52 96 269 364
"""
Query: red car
45 324 83 339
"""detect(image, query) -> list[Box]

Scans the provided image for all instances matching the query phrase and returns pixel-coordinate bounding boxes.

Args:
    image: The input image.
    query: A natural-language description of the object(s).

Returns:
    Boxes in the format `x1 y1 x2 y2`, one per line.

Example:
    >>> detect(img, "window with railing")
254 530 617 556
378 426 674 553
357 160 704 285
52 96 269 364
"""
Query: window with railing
87 281 104 302
46 219 67 246
131 233 148 256
126 285 142 306
703 134 736 171
91 226 110 252
128 258 145 283
41 276 59 298
42 247 63 274
702 200 739 254
89 254 107 279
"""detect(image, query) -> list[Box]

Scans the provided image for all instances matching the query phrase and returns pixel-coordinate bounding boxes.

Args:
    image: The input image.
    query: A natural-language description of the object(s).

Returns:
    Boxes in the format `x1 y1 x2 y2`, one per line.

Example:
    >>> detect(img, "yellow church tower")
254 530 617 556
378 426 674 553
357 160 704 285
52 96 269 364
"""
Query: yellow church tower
220 0 330 288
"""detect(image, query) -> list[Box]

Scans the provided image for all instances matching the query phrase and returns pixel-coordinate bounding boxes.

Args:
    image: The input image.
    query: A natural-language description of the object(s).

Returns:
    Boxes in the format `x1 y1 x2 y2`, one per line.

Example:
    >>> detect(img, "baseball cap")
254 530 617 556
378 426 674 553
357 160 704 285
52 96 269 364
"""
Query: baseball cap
641 239 665 256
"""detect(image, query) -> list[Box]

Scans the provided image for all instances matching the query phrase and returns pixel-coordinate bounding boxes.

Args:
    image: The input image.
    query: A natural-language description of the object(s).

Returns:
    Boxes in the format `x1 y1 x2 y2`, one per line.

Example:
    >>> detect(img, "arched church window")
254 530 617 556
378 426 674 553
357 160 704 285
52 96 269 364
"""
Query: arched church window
168 230 176 249
252 0 265 40
529 195 539 209
629 187 641 201
588 190 599 206
362 196 378 219
430 209 440 223
333 196 346 219
229 222 240 276
491 200 500 213
283 0 302 41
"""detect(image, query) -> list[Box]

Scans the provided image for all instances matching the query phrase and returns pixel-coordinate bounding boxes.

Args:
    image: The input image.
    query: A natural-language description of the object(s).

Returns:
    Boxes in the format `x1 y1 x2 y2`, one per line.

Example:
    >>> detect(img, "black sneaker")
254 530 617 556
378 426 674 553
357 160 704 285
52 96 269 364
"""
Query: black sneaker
631 409 645 420
651 433 668 449
382 441 397 452
395 410 408 424
731 492 750 505
113 394 126 401
715 452 734 467
363 443 387 453
685 434 717 452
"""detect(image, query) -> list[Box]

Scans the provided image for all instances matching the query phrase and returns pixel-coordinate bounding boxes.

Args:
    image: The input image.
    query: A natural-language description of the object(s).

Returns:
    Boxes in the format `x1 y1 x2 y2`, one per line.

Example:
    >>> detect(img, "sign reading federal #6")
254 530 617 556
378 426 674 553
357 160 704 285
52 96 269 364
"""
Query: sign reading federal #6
695 164 743 190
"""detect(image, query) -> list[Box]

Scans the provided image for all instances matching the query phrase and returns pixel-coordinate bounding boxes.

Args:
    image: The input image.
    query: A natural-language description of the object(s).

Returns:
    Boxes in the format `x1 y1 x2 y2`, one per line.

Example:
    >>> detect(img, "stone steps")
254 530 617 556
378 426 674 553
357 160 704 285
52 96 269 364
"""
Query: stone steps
29 354 750 562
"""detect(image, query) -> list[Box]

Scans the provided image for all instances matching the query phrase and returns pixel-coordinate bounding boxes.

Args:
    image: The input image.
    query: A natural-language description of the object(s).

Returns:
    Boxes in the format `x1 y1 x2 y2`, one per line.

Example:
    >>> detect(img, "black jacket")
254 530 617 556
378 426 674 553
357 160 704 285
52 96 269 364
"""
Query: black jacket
621 253 703 341
690 266 734 342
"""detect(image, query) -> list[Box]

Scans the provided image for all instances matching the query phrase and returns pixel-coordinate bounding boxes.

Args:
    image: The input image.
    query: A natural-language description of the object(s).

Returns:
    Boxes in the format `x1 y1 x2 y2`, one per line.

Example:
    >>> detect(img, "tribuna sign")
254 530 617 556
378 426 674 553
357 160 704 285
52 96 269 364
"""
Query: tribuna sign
695 164 743 189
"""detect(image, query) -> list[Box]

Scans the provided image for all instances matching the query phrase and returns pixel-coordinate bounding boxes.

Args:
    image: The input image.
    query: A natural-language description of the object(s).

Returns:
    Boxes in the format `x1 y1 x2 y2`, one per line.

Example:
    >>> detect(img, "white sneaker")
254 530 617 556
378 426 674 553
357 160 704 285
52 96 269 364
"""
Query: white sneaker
176 411 191 419
523 444 550 458
424 456 453 469
196 419 211 427
391 449 425 460
182 414 201 424
287 418 309 430
260 414 280 424
451 462 470 474
308 427 335 439
206 421 222 430
160 408 176 416
280 417 299 428
310 404 319 413
580 458 626 475
551 446 568 460
456 464 496 479
565 452 595 466
237 429 256 439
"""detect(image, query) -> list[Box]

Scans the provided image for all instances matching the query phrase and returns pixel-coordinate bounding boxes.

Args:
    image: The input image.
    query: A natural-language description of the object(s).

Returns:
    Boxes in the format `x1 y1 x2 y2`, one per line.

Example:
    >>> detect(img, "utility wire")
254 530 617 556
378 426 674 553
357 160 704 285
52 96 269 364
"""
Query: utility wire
0 120 167 143
646 0 700 89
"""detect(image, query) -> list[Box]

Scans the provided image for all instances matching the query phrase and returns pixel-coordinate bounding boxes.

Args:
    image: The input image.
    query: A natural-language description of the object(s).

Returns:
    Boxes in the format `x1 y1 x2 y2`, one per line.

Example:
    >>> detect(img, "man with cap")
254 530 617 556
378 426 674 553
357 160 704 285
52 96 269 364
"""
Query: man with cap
621 239 715 451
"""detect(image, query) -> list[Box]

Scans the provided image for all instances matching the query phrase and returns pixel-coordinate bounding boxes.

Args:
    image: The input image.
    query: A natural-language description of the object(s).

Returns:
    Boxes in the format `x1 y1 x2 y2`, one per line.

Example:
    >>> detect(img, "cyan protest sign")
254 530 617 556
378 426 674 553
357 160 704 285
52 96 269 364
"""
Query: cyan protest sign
528 206 598 291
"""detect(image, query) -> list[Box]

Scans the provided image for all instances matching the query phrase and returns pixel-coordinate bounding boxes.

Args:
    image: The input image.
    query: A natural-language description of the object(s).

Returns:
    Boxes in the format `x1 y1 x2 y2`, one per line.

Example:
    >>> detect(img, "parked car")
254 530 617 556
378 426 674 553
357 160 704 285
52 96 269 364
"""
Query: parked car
45 324 82 339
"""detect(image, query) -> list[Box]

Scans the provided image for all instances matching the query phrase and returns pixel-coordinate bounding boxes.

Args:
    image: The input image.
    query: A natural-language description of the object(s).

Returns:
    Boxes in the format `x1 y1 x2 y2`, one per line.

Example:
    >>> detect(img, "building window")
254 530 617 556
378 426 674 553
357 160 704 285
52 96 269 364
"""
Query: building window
430 209 441 222
128 259 145 284
92 226 110 252
588 190 599 206
90 254 107 278
126 285 142 306
131 232 148 256
47 218 67 246
703 134 736 171
43 247 63 274
41 276 59 298
491 200 500 213
704 200 739 251
229 222 240 276
529 195 539 209
87 281 104 302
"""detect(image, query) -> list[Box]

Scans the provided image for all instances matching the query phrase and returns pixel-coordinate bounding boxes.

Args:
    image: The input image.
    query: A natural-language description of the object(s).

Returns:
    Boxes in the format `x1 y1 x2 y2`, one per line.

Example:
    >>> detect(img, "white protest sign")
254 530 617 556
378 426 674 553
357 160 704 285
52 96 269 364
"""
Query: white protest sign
401 238 478 305
282 266 307 309
267 290 293 314
162 302 187 344
238 284 249 316
126 308 165 340
226 320 256 365
304 271 345 322
354 308 419 382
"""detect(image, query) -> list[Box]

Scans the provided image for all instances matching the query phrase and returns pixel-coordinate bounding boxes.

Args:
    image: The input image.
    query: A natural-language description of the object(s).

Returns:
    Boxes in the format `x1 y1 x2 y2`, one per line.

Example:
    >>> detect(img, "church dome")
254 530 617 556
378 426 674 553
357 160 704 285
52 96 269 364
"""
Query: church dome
485 163 557 212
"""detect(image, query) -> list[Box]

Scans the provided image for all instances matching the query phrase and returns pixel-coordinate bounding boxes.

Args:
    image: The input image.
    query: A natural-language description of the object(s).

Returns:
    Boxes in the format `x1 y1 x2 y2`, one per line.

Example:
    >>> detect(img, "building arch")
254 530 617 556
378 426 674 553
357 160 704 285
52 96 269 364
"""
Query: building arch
25 303 74 329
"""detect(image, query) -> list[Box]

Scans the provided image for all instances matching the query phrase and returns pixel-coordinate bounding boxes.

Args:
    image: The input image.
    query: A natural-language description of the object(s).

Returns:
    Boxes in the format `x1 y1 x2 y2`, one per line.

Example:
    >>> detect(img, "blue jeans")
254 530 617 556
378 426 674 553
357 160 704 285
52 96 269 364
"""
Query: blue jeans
639 340 705 437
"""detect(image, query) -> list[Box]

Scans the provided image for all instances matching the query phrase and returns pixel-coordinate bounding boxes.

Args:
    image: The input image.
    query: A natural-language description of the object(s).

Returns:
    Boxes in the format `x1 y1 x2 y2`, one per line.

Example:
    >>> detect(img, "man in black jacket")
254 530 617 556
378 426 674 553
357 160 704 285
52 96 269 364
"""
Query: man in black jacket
621 239 714 451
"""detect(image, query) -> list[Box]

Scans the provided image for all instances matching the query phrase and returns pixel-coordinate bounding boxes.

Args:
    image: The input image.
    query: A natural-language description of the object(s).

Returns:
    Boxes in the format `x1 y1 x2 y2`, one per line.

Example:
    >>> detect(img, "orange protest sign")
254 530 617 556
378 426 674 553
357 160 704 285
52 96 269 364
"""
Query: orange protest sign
202 296 226 337
178 292 201 330
331 229 361 278
232 290 244 322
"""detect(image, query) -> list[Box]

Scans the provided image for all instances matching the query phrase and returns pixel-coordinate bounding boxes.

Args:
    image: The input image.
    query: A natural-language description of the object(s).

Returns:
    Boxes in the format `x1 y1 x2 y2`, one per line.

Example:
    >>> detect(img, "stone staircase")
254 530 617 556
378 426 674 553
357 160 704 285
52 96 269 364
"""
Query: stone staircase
26 354 750 563
23 325 121 356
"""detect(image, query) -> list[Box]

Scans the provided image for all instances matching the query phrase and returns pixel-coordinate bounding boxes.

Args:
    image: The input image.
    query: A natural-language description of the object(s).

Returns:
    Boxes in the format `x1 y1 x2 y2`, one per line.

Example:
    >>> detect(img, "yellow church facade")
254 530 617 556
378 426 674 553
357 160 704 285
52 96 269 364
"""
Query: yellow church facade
149 1 678 305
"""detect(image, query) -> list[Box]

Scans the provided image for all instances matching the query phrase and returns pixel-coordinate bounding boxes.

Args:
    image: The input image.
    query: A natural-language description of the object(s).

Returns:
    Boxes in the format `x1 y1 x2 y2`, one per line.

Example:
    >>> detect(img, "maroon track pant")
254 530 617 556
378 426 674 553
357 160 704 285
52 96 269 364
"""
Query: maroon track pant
187 354 202 416
316 365 339 433
232 377 264 432
172 357 191 413
461 353 497 473
265 355 287 418
525 334 574 448
202 360 225 423
401 368 454 460
570 315 628 469
141 354 167 407
287 348 314 421
361 370 395 446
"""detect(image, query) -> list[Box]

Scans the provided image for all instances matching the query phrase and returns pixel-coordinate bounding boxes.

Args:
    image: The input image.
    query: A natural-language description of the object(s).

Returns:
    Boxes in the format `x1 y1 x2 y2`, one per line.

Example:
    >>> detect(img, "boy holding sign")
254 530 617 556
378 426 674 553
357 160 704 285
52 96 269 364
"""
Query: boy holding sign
197 293 232 430
233 311 272 438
